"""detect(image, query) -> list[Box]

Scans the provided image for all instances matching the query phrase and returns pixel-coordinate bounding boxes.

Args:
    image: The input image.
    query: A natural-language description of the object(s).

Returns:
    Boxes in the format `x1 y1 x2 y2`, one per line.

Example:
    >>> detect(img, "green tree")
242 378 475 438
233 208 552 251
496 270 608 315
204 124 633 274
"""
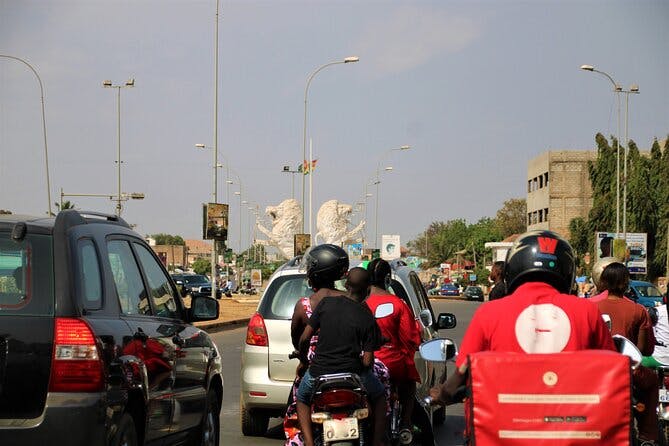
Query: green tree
192 257 211 276
151 233 185 246
494 198 527 238
55 200 76 211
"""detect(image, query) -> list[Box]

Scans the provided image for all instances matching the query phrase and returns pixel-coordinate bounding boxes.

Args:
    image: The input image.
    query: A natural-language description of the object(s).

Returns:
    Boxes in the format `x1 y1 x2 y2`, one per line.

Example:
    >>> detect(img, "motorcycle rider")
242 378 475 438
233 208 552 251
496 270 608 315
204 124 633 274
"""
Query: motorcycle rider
363 258 421 440
594 261 658 446
429 230 616 406
295 245 387 446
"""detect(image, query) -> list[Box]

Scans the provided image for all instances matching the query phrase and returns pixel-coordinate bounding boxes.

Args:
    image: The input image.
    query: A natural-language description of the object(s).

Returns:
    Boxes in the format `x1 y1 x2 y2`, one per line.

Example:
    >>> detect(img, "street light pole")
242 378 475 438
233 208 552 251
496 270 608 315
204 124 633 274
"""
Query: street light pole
580 65 623 235
622 85 640 241
373 145 411 248
0 55 52 216
282 165 299 199
103 79 135 216
301 56 359 232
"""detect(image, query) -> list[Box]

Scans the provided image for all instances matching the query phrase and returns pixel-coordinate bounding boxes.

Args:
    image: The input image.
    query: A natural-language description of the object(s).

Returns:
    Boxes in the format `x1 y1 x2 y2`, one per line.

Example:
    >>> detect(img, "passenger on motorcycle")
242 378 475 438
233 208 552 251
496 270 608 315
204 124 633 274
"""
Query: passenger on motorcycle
363 259 421 438
429 230 616 406
295 245 387 446
594 261 658 446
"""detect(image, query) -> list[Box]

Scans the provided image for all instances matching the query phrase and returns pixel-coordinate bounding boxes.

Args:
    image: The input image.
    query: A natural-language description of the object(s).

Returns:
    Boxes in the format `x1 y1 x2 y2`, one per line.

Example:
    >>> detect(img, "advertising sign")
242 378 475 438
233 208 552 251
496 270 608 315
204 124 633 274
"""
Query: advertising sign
294 234 311 257
251 269 262 287
204 203 229 241
381 235 401 260
347 243 363 260
595 232 647 274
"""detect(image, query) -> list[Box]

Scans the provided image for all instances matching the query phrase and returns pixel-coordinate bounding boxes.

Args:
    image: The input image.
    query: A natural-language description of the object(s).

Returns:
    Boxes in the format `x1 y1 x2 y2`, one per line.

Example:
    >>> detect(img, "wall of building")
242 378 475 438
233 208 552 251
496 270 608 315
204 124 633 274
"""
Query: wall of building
527 150 596 238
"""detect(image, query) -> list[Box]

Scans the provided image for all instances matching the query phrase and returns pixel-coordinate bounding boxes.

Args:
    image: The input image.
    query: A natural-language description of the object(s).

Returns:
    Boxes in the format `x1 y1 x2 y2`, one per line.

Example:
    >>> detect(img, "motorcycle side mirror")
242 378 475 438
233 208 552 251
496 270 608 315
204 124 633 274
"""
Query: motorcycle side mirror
419 338 458 362
602 313 612 331
419 309 433 329
436 312 457 330
374 302 394 319
613 334 643 369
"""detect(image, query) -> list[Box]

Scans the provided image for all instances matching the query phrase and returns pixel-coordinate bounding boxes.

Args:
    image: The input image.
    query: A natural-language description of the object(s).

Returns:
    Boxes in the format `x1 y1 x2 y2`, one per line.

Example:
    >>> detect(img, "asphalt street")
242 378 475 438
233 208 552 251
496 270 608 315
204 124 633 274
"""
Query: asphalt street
211 298 479 446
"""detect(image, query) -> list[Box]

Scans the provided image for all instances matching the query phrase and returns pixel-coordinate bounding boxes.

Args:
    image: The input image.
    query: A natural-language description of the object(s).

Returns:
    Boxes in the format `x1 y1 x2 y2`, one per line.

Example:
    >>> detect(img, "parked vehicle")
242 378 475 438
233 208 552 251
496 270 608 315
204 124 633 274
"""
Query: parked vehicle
171 273 222 299
439 283 460 297
0 210 222 446
240 257 452 436
463 285 484 301
625 280 663 308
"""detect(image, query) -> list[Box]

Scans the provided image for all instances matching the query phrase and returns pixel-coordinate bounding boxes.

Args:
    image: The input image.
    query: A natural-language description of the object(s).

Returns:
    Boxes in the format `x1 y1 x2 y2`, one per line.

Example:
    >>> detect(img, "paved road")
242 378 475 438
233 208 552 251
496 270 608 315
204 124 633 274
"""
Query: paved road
212 298 479 445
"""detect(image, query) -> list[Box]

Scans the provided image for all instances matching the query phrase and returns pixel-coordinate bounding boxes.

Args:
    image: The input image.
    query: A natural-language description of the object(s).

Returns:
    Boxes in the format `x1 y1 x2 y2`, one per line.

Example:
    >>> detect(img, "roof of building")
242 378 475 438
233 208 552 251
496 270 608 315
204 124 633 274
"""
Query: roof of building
185 239 212 253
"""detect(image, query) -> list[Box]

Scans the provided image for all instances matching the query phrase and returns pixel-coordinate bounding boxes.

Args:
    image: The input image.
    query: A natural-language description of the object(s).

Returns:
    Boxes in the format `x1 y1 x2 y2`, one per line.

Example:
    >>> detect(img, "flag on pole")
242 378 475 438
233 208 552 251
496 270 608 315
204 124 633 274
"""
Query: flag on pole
300 159 318 175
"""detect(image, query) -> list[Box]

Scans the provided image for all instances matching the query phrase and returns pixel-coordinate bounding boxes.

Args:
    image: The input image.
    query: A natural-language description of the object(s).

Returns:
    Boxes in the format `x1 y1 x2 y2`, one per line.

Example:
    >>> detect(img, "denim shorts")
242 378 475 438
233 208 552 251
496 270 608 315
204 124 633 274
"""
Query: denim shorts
296 368 385 404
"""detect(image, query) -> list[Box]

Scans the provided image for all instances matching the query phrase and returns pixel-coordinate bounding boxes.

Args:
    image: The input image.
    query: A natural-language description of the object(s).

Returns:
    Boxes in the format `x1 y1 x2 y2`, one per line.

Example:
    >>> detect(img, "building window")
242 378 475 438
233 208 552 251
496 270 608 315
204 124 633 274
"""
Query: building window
544 208 549 220
545 172 549 186
528 213 532 225
538 209 543 223
528 180 532 193
539 175 544 189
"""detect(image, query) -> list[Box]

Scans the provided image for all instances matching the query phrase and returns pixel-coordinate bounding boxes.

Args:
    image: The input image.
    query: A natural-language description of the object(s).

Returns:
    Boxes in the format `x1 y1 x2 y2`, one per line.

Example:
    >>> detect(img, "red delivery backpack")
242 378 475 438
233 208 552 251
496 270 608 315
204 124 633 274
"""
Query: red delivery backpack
465 350 632 445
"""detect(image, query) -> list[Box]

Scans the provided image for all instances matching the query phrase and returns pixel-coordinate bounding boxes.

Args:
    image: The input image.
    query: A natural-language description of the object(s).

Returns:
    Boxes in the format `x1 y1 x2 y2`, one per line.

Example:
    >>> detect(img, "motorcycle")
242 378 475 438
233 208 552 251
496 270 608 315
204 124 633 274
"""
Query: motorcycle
419 335 640 445
309 372 371 446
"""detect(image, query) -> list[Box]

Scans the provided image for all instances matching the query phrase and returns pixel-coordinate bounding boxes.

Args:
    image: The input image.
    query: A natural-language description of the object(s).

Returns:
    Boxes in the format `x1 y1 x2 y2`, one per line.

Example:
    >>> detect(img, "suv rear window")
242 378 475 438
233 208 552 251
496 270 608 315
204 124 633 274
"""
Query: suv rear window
0 232 54 316
258 274 311 320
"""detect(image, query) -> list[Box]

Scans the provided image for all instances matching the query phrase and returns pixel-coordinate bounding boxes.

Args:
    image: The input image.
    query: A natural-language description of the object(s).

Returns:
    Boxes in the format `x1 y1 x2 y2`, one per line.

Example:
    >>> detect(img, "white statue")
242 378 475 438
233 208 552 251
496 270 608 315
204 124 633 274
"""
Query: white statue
315 199 365 246
257 199 302 259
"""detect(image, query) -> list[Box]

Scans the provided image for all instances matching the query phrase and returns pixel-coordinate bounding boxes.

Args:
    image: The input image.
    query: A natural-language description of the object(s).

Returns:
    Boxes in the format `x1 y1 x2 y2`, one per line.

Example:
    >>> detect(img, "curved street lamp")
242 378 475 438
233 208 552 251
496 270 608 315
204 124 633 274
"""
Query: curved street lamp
580 65 639 238
301 56 359 232
0 55 52 216
374 145 411 249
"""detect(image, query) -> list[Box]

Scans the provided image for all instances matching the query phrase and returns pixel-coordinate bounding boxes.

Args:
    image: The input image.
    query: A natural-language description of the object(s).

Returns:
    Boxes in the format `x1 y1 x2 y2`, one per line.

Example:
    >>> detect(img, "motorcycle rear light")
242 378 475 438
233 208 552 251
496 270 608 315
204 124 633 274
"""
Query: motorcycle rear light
311 412 331 423
249 391 267 397
245 312 268 346
49 318 103 392
352 408 369 419
313 389 363 409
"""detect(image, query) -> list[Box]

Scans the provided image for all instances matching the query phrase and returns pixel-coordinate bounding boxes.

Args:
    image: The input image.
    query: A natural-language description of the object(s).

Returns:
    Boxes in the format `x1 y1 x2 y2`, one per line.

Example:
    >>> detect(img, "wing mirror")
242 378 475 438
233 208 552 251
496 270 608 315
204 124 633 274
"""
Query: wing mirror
190 296 219 322
436 312 457 330
613 334 643 369
418 309 433 329
419 338 458 362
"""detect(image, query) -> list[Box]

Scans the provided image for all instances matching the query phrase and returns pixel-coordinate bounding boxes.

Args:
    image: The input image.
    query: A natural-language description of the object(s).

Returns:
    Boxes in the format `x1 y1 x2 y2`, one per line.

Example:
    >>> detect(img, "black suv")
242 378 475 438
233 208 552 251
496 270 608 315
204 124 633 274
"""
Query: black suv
0 211 222 446
171 273 221 299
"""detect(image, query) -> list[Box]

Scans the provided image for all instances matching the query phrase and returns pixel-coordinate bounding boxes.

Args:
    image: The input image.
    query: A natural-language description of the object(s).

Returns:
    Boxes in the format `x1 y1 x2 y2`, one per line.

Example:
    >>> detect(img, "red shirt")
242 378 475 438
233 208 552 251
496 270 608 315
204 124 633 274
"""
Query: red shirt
456 282 616 368
365 293 421 382
596 296 655 356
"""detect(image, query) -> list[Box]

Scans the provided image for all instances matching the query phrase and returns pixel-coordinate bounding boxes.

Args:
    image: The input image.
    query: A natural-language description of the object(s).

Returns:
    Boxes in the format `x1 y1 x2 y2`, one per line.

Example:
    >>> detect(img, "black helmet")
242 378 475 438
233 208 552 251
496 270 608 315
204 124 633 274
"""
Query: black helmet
504 230 576 294
301 244 349 287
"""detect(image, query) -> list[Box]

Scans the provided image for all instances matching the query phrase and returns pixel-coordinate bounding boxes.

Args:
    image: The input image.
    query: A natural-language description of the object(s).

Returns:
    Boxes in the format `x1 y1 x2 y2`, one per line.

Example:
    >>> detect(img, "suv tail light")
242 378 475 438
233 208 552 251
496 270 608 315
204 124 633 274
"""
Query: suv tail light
49 318 103 392
246 312 268 346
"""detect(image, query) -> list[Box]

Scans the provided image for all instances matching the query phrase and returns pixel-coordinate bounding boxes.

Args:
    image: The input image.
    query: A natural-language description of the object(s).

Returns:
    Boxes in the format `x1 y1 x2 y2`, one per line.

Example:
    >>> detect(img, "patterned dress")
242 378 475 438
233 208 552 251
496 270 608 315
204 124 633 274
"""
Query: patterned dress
283 297 390 446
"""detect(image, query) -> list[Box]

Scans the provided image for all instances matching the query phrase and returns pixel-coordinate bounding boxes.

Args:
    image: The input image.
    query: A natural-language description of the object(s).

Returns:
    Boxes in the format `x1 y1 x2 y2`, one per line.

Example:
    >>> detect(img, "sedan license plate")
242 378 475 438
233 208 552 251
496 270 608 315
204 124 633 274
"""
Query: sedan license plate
660 389 669 403
323 417 359 442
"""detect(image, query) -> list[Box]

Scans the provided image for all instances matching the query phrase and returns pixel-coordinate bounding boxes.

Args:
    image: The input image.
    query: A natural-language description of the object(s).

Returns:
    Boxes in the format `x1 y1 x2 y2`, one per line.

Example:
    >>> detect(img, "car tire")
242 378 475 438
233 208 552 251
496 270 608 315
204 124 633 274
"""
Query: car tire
241 400 269 436
194 389 220 446
111 413 138 446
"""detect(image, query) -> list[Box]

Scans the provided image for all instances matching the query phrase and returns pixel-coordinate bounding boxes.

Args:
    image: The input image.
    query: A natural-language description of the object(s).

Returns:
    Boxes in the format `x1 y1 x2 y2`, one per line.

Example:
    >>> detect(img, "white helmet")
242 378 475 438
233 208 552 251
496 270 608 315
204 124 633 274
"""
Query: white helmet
591 257 620 290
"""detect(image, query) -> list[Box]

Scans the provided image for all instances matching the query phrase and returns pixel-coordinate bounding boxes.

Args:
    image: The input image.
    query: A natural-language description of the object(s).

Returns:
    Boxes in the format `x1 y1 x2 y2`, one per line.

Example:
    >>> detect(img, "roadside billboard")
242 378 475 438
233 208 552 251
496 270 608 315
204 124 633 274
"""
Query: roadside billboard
595 232 647 274
203 203 229 241
251 269 262 287
347 243 363 260
381 235 401 260
294 234 311 257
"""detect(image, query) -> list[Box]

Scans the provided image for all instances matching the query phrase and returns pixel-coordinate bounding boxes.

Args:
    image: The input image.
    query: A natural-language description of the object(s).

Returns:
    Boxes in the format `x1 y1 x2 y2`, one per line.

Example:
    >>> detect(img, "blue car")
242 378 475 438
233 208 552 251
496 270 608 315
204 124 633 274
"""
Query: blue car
625 280 663 308
440 283 460 297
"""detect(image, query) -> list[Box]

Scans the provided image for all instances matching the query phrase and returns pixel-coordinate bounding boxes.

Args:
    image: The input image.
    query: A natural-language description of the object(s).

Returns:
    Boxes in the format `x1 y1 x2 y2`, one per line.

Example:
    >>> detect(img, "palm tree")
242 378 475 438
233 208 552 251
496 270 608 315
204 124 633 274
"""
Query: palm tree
55 200 76 212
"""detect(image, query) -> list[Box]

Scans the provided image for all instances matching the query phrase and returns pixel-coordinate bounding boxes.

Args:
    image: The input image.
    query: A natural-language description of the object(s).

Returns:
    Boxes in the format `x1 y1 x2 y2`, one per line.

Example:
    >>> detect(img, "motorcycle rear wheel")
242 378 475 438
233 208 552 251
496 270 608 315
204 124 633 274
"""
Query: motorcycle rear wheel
659 420 669 446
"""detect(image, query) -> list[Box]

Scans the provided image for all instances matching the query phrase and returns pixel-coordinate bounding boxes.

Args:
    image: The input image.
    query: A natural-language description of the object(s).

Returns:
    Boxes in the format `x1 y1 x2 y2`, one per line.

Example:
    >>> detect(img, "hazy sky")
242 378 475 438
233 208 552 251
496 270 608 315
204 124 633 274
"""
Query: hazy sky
1 0 668 251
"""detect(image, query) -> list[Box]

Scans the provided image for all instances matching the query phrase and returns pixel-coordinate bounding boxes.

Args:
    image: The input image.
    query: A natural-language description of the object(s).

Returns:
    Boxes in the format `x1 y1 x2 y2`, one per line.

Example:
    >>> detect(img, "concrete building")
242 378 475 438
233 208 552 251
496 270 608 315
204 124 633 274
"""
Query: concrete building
526 150 597 238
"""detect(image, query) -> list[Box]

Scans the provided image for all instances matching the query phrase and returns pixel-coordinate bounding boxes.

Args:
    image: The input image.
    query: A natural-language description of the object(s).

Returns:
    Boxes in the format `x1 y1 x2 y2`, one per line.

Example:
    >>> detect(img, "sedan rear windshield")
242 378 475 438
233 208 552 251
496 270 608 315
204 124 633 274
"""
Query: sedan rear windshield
0 232 54 316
